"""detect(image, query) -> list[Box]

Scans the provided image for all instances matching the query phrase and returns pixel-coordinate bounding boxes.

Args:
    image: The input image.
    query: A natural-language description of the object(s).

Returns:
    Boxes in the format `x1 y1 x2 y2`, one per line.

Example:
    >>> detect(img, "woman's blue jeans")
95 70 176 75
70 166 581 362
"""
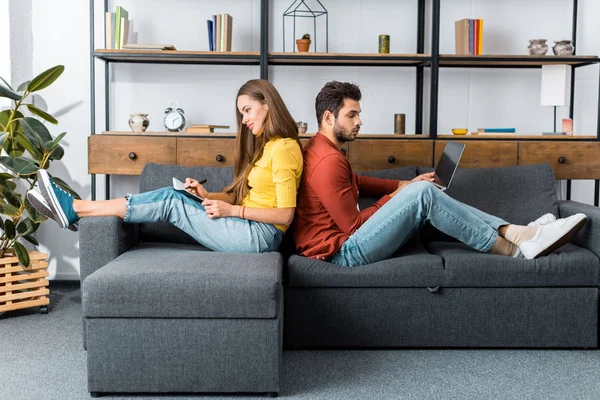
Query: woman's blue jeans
330 181 508 267
123 187 283 253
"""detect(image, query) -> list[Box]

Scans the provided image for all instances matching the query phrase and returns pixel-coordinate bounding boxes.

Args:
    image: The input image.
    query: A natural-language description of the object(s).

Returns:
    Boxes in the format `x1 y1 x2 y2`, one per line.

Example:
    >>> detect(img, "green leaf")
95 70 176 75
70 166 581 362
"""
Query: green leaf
25 197 48 223
4 218 15 238
26 104 58 124
0 217 4 231
14 242 30 267
4 138 25 157
23 234 39 246
0 83 21 100
0 156 40 176
0 76 14 90
0 203 20 218
0 132 8 148
45 132 66 152
49 144 64 161
51 176 80 199
17 80 30 92
0 110 24 133
3 190 22 209
13 133 43 161
27 65 64 93
17 218 38 236
19 117 48 153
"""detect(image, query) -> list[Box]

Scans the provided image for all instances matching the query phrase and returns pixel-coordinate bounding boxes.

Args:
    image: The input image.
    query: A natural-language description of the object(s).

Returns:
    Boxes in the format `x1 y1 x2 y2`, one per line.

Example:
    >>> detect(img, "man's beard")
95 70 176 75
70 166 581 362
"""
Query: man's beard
333 121 359 143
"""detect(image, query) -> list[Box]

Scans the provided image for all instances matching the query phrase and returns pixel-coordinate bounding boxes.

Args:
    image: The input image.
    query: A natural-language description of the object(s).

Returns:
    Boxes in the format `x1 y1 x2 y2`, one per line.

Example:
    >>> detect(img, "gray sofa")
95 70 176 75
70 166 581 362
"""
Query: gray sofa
79 162 600 397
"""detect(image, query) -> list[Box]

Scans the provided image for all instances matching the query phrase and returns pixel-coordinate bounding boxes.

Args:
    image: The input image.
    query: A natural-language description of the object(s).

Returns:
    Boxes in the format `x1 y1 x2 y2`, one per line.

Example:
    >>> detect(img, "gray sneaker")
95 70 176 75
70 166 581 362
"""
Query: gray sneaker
26 189 78 232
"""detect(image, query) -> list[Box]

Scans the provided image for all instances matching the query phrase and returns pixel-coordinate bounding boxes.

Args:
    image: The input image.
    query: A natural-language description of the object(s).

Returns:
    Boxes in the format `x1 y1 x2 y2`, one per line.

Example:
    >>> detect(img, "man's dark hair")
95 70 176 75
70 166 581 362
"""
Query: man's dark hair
315 81 361 129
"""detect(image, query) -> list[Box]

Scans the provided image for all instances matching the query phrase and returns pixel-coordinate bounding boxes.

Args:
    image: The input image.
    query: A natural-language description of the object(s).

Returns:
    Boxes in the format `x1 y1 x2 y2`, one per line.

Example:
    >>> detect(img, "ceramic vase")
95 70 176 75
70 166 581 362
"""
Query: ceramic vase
527 39 549 55
129 113 150 132
552 40 574 56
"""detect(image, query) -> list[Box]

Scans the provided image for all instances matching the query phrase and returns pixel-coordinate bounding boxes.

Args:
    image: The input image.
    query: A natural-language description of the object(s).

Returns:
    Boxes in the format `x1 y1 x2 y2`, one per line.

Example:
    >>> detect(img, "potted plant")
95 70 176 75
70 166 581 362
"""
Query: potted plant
0 65 79 313
296 33 311 52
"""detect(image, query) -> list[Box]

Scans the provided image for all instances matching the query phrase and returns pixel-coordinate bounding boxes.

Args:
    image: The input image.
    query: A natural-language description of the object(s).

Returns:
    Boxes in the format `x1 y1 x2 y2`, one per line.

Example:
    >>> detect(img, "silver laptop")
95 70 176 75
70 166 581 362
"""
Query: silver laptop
432 141 465 191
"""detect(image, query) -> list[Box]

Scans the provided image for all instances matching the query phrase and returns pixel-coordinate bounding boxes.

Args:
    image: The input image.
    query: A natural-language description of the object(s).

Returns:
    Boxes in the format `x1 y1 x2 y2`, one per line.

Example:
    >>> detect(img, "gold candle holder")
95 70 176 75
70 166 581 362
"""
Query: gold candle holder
394 113 405 134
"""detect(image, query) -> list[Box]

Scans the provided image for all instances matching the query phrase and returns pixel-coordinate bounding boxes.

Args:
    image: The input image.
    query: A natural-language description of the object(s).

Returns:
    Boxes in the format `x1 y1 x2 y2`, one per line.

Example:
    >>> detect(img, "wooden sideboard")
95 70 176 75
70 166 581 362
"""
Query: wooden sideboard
88 132 600 180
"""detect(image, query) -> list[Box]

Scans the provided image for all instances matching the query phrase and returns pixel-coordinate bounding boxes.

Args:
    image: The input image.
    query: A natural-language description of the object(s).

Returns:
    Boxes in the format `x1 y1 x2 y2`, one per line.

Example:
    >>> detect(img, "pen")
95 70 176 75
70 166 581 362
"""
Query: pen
184 179 207 189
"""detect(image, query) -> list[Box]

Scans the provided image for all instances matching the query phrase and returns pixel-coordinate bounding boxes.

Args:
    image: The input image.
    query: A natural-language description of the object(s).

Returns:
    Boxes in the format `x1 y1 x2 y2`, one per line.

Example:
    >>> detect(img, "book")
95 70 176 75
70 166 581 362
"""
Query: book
477 128 516 133
207 20 214 51
212 15 217 51
185 125 230 133
114 6 128 50
455 19 470 55
216 14 221 51
120 17 129 49
121 44 177 50
225 14 233 51
477 19 483 54
105 12 114 50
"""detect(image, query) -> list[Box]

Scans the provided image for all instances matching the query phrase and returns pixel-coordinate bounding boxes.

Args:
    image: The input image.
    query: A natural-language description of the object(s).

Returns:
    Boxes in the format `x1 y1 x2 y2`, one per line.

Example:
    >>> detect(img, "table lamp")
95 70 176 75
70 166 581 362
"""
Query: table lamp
540 64 572 134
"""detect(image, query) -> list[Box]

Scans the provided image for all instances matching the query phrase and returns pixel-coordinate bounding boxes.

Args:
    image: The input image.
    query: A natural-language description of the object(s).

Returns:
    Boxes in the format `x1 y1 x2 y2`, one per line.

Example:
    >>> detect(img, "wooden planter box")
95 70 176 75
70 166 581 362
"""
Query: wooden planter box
0 250 49 314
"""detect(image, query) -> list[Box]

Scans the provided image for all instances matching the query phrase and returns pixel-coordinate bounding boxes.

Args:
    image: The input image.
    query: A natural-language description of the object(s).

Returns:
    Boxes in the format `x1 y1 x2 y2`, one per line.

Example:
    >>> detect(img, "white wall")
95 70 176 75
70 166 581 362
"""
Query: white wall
8 0 600 279
0 0 10 109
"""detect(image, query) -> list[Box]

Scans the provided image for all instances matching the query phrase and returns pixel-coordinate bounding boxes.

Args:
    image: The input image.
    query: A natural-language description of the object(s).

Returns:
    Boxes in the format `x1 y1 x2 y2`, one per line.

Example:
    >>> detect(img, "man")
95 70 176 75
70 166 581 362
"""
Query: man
291 81 586 266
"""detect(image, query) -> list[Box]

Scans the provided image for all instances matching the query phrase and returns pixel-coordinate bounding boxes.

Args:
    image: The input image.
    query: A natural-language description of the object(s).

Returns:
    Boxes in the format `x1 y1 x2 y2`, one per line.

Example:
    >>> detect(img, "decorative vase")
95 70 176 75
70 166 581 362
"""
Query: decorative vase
296 39 311 52
129 113 150 132
527 39 549 55
552 40 575 56
0 250 50 314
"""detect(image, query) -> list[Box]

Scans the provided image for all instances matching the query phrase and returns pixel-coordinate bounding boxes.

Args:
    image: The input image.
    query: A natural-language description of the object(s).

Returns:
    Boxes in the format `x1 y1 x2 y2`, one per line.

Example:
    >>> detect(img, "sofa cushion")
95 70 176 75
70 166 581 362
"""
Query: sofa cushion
287 240 445 288
357 165 416 210
427 241 600 287
416 163 559 225
82 243 282 319
138 163 234 245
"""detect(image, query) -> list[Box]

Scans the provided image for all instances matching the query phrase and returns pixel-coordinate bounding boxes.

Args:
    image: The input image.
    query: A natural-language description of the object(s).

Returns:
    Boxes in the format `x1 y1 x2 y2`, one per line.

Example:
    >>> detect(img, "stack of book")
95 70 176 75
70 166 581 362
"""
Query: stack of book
105 6 129 50
473 128 516 135
207 14 233 52
185 125 230 134
455 18 484 55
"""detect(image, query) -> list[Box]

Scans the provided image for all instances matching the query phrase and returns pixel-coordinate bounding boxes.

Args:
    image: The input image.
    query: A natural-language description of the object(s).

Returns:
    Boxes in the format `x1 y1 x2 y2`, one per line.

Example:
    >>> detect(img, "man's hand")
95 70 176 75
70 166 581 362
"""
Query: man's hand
185 177 209 199
411 172 435 183
202 199 233 219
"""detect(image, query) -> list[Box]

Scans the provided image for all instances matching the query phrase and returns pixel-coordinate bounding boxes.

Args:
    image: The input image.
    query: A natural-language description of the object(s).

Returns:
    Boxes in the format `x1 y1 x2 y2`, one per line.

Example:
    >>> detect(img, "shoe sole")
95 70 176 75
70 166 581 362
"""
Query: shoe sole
26 191 77 232
38 170 68 229
532 216 587 259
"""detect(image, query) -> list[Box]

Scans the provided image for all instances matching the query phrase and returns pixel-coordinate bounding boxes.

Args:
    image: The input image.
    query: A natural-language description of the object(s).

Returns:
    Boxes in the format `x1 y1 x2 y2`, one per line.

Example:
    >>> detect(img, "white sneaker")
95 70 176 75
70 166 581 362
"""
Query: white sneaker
513 213 558 258
519 213 587 259
528 213 557 227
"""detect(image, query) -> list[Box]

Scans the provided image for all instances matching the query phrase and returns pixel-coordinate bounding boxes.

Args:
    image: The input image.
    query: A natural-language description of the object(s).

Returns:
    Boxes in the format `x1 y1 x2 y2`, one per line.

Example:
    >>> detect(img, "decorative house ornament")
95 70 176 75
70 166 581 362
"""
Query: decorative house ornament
552 40 575 56
129 112 150 132
527 39 549 55
283 0 328 52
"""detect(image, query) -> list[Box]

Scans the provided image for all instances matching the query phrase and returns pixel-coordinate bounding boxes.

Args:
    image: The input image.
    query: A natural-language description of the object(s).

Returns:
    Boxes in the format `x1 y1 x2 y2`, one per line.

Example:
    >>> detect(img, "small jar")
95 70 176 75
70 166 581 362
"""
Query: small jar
527 39 549 55
129 113 150 132
378 34 390 54
552 40 574 56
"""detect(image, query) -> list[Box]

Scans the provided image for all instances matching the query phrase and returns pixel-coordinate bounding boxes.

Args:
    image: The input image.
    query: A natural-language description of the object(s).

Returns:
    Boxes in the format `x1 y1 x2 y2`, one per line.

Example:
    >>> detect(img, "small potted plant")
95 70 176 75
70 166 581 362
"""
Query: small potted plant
296 33 311 52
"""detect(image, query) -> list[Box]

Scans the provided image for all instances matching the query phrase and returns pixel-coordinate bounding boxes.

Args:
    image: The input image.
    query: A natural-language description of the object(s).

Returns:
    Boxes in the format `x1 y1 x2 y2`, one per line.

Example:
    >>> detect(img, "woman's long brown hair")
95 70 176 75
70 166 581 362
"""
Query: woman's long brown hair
224 79 302 205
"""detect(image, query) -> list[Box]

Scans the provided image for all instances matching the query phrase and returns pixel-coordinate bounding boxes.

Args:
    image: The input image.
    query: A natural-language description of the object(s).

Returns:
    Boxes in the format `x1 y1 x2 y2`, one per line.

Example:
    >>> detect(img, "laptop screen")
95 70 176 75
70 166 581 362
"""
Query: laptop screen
434 141 465 188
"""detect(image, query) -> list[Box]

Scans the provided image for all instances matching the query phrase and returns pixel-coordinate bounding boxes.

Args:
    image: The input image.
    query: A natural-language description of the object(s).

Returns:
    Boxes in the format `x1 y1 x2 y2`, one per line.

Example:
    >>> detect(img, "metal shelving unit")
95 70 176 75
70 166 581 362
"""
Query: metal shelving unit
90 0 600 204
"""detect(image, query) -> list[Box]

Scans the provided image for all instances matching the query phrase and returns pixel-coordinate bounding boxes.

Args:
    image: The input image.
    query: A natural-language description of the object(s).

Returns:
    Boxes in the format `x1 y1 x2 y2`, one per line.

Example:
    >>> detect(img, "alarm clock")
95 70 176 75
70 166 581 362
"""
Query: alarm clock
164 107 186 132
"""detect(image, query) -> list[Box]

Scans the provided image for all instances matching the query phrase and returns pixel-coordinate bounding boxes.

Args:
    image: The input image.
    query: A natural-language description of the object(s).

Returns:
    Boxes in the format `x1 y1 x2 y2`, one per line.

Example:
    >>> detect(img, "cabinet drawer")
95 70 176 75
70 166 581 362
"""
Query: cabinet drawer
519 142 600 179
177 138 235 167
348 139 433 171
88 135 176 175
435 141 518 168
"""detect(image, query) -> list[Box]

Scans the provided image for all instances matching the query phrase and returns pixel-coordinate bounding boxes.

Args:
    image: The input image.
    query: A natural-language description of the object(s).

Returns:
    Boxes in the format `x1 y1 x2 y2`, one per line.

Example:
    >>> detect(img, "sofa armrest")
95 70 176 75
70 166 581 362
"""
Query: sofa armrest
79 216 139 284
558 200 600 258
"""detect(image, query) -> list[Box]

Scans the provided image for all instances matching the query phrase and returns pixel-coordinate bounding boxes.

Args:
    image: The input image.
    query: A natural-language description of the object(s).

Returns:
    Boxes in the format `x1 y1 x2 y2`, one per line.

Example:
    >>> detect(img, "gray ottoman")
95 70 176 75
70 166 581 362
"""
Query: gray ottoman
82 243 282 397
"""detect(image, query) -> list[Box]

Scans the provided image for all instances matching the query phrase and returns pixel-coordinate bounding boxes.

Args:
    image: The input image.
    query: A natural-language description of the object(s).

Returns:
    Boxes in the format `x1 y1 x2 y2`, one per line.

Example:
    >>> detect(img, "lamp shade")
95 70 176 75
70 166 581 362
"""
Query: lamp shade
541 65 572 107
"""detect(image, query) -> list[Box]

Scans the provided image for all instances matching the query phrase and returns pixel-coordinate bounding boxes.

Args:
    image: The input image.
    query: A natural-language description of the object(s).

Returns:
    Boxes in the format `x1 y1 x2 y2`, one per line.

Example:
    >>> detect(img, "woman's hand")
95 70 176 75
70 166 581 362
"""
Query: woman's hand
202 199 234 219
411 172 435 183
185 177 209 199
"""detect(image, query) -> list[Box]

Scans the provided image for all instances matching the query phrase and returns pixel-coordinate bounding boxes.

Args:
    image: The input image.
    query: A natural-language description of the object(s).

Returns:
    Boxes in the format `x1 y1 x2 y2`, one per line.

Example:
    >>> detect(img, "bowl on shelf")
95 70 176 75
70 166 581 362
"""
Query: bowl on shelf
451 128 468 135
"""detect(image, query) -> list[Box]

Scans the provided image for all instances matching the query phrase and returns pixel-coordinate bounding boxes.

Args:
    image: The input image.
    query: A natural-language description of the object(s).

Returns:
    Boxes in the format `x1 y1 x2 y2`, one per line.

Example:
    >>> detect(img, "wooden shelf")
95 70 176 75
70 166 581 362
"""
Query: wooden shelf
439 54 600 68
269 52 431 66
100 131 236 138
438 134 597 140
94 50 260 65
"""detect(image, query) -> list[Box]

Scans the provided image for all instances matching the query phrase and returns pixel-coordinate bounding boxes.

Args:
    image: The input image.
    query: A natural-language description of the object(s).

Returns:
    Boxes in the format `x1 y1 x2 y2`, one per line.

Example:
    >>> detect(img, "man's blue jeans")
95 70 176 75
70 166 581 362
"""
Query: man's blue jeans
330 181 508 267
123 187 283 253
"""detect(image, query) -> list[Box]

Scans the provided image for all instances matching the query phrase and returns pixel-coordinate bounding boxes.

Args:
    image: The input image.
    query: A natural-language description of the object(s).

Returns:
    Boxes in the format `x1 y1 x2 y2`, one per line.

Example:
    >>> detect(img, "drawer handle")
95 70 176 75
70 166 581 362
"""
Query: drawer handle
216 154 224 163
128 152 137 160
558 156 566 164
388 155 396 163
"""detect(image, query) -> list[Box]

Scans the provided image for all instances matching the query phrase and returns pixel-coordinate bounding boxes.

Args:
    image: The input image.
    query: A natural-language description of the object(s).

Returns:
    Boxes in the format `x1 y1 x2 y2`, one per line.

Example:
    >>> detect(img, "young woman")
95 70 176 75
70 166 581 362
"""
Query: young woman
28 79 303 253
